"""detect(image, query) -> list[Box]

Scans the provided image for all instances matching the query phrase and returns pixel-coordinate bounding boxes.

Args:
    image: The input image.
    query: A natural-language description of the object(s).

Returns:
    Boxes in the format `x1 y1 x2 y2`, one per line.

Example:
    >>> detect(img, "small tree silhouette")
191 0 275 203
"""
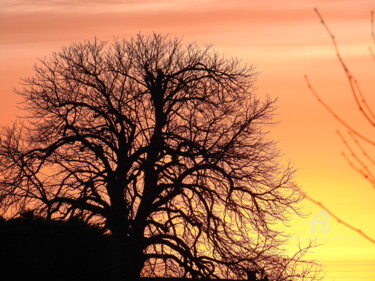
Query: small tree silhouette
304 9 375 243
0 34 319 280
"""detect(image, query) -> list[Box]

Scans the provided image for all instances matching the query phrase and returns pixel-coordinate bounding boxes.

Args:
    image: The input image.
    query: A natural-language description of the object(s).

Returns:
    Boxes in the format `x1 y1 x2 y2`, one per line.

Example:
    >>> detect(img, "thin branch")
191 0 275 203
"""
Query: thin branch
337 130 375 188
314 8 375 127
348 130 375 166
291 182 375 244
305 75 375 145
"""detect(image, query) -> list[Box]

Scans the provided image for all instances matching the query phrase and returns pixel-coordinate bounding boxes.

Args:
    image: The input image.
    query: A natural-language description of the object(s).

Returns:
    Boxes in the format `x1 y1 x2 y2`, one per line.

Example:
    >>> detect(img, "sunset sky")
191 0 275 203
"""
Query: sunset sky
1 0 375 280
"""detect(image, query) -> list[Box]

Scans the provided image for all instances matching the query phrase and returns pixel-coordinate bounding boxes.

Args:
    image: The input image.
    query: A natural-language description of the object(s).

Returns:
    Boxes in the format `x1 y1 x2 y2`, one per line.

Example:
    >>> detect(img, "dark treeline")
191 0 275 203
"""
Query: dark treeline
0 212 109 281
0 214 268 281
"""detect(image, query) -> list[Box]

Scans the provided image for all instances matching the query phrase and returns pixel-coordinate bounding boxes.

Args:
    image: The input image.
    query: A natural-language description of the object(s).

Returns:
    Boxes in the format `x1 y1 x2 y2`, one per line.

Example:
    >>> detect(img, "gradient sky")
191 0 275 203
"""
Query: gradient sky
1 1 375 280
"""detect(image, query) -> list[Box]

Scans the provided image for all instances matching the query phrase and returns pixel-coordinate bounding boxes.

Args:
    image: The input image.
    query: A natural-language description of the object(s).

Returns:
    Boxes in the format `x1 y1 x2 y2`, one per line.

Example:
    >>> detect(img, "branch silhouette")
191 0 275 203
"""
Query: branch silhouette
292 183 375 244
313 8 375 129
304 9 375 244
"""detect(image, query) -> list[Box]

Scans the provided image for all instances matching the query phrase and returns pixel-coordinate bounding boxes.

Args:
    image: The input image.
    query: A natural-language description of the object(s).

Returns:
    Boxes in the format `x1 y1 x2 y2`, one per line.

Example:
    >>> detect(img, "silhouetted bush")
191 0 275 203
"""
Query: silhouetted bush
0 213 109 281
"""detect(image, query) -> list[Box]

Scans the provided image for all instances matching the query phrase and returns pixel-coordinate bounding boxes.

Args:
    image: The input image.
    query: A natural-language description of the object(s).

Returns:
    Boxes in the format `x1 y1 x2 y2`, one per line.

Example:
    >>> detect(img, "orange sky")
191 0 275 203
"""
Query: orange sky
1 1 375 280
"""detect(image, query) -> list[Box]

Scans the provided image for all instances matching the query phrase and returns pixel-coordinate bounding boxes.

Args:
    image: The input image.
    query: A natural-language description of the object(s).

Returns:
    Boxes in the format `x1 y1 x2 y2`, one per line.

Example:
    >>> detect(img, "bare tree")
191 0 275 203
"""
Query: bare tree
0 34 319 280
305 9 375 243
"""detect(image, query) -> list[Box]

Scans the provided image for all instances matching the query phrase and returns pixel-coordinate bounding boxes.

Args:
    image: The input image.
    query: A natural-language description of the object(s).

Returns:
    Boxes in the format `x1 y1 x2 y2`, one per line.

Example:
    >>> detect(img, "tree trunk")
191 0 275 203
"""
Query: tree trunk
107 229 144 281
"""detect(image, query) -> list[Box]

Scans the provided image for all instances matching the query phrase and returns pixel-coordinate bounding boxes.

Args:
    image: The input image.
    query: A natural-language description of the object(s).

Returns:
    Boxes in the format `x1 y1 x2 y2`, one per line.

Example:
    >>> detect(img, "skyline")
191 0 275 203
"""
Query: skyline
1 0 375 280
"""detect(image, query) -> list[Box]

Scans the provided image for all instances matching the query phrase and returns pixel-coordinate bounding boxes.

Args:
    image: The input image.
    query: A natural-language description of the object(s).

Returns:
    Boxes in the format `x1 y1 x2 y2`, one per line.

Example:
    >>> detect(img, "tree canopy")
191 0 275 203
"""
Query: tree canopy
0 34 318 280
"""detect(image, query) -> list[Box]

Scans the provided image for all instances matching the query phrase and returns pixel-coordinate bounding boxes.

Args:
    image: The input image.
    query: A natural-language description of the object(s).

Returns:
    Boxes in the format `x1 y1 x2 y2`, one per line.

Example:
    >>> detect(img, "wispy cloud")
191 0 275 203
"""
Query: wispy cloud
0 7 314 44
0 0 372 47
0 0 195 13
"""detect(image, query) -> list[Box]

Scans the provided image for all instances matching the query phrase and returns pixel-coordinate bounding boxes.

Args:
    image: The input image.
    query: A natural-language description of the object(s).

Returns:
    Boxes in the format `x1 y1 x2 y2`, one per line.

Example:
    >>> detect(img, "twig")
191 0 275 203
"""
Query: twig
313 8 375 128
348 130 375 166
304 75 375 146
337 130 375 187
291 182 375 244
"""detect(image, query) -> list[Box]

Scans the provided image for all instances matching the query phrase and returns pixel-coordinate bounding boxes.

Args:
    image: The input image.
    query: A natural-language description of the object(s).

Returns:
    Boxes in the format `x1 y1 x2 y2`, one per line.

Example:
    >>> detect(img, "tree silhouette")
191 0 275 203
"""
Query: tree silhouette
0 34 319 280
